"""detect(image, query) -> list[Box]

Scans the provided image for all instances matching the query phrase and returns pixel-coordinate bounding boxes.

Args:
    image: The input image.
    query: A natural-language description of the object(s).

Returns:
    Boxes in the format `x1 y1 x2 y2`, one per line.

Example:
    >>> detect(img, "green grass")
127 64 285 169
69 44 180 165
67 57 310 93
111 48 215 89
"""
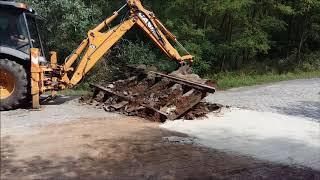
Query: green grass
56 83 91 96
56 89 90 96
210 71 320 90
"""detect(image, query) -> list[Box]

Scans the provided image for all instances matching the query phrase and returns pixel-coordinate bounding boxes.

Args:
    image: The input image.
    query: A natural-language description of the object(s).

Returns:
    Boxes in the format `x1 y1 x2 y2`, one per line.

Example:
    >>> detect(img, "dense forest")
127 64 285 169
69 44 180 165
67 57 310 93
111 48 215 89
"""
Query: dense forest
23 0 320 80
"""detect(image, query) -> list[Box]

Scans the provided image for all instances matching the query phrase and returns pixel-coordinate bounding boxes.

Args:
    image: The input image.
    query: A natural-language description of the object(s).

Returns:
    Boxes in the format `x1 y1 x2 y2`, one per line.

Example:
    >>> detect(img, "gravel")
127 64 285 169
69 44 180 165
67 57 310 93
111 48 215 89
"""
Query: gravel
0 96 118 136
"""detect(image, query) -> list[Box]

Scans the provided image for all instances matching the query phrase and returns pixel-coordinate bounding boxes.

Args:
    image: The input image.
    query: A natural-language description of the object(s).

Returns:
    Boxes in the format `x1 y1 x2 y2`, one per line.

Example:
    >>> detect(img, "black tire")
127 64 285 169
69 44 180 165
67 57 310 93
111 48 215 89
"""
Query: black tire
0 59 28 111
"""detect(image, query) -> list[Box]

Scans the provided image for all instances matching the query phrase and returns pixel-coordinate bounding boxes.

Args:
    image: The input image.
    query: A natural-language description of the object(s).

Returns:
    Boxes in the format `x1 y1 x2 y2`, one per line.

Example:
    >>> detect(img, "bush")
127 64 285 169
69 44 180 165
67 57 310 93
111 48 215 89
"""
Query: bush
82 40 180 85
299 51 320 71
121 41 178 72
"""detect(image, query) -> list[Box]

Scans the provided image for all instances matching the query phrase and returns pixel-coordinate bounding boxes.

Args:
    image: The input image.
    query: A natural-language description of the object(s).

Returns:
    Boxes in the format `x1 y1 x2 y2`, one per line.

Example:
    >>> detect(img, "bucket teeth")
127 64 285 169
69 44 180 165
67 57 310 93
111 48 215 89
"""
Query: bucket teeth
89 68 215 122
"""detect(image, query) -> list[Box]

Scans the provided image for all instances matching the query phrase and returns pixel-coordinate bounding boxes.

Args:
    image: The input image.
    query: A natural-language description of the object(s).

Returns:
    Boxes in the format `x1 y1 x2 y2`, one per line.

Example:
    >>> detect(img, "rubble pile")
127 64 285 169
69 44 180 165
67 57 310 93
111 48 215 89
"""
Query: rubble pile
81 66 221 122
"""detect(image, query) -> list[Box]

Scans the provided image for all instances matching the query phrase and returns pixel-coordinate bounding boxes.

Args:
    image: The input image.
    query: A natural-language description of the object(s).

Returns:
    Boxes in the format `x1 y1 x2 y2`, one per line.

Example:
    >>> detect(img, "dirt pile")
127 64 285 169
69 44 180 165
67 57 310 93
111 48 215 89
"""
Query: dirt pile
169 65 208 84
80 66 221 122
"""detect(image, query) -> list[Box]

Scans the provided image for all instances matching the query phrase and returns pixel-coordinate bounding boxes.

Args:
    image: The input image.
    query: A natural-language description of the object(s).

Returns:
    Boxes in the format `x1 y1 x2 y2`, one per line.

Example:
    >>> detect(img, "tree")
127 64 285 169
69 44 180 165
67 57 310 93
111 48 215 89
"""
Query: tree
23 0 320 76
25 0 102 58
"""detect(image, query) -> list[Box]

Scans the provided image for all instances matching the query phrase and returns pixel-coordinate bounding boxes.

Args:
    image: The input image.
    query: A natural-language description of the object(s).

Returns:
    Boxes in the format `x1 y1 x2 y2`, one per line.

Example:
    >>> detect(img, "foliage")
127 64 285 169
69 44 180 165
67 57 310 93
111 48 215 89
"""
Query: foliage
25 0 102 57
22 0 320 83
120 41 179 72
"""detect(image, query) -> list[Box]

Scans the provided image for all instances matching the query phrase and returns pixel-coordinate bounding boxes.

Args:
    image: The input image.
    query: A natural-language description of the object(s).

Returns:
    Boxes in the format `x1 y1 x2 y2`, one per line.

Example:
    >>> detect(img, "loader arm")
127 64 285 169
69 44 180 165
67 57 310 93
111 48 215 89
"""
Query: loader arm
61 0 193 86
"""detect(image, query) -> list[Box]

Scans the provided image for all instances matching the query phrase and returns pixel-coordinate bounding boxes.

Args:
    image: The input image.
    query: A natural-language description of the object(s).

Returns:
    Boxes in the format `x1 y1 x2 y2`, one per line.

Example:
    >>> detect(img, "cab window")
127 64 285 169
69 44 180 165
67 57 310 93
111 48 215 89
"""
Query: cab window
0 9 29 53
26 15 41 49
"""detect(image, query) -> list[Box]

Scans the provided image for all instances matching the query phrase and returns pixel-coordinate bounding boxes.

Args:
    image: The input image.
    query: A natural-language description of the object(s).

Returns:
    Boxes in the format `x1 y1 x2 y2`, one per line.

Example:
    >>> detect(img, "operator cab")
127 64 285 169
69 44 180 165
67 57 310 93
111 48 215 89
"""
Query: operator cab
0 1 45 61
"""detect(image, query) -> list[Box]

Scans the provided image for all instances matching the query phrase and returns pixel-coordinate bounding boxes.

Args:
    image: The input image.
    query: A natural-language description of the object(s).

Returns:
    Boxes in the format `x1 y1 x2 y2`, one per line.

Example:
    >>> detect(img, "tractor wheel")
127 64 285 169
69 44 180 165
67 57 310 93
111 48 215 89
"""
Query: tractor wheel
0 59 28 111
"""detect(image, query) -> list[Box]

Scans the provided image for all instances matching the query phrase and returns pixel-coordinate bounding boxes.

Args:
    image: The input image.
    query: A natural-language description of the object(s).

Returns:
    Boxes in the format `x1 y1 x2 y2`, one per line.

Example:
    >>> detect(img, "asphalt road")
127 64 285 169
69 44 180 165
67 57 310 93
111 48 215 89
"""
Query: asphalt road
207 78 320 121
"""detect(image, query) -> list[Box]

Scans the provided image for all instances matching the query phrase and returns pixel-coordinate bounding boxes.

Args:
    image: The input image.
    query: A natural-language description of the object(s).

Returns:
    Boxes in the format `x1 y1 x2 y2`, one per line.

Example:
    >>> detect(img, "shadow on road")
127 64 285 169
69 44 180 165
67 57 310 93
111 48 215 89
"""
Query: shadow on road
272 101 320 121
40 95 79 106
1 96 80 112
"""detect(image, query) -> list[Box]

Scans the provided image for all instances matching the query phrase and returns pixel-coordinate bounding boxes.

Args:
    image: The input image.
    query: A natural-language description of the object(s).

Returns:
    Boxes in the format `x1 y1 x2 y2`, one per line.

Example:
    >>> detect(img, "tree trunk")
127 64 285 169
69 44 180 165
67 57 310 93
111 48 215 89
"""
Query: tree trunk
220 55 226 72
203 15 207 40
297 31 306 64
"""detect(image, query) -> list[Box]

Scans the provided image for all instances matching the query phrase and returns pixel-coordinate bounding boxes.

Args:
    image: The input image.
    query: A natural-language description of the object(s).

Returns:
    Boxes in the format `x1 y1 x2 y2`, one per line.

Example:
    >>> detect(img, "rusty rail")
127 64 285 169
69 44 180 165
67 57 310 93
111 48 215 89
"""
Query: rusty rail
89 70 215 122
149 71 215 93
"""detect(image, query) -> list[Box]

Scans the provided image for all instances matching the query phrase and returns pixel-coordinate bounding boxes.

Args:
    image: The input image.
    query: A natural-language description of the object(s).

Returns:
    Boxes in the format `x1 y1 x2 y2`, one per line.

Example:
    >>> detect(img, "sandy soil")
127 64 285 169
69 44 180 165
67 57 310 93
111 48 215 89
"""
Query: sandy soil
1 107 320 179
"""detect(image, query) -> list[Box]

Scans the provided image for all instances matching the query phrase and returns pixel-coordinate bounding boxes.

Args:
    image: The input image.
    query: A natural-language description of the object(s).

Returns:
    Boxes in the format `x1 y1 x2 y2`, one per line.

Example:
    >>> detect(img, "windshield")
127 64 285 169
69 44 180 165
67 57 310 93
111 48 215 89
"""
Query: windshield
26 14 41 50
0 9 30 54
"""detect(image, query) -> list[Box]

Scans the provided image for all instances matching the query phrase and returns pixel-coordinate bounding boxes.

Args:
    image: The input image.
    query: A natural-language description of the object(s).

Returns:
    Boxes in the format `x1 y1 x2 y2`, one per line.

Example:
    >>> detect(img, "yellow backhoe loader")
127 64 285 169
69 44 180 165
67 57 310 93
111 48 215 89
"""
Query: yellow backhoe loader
0 0 215 120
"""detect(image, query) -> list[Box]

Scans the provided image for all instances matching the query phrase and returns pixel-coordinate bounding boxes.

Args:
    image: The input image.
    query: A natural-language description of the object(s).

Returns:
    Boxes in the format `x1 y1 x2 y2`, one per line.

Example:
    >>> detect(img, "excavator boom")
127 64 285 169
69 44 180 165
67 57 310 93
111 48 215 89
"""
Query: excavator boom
27 0 215 120
60 0 193 86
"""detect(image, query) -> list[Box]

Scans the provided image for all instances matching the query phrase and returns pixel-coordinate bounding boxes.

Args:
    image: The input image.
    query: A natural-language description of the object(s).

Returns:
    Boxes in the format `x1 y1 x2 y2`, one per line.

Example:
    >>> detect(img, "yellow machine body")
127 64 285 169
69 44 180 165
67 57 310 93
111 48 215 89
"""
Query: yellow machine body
28 0 194 108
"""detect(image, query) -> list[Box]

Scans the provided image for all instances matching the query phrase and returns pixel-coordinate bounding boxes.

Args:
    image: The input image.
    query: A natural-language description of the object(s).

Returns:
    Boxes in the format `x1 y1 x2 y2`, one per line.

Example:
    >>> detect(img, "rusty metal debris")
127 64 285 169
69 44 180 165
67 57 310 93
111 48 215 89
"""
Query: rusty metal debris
82 67 220 122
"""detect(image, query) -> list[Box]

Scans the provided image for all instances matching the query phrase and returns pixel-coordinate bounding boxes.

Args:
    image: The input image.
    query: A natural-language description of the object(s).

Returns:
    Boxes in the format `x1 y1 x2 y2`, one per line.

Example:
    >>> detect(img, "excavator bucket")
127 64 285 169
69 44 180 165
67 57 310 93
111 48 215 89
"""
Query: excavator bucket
87 66 216 122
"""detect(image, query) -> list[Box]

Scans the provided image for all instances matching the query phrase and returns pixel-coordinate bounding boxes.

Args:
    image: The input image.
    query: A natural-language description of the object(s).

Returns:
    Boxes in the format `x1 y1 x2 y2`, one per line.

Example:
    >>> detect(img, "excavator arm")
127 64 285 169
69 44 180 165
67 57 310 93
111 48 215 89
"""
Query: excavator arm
28 0 215 116
61 0 193 86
